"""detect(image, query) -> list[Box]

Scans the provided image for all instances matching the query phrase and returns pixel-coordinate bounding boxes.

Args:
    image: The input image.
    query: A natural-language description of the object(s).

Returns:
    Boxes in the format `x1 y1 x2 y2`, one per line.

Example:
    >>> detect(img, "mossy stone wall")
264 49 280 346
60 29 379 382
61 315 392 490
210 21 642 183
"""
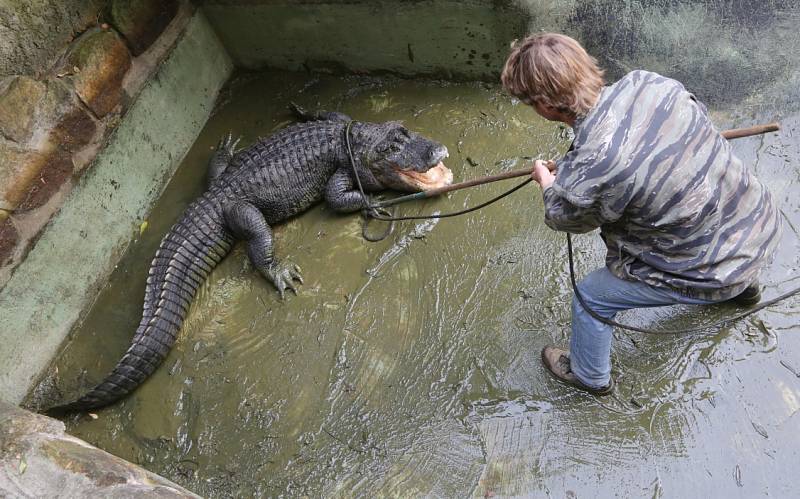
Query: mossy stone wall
0 0 180 287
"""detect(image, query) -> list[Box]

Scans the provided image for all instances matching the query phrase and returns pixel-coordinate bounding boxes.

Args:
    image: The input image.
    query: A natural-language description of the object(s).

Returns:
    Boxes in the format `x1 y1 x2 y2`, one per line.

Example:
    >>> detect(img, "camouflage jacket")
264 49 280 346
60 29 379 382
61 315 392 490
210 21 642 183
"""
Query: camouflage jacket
542 70 780 301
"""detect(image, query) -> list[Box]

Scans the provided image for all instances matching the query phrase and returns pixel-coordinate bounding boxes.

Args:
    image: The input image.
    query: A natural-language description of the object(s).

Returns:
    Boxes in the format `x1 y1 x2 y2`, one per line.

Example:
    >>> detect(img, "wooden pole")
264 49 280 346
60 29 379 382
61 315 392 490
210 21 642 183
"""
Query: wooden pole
373 122 781 209
720 122 780 140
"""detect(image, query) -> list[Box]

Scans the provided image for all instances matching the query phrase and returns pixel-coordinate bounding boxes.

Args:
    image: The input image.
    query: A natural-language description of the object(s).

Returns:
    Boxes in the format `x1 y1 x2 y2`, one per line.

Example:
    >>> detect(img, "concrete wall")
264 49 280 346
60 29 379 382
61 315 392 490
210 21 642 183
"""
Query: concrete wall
0 2 232 496
199 0 529 80
198 0 797 108
0 7 233 405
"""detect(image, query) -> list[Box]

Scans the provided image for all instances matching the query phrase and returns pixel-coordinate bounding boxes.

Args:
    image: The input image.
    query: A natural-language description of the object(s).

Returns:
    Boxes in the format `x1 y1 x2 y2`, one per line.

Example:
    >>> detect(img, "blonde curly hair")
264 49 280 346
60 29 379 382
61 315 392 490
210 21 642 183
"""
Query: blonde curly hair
501 33 605 118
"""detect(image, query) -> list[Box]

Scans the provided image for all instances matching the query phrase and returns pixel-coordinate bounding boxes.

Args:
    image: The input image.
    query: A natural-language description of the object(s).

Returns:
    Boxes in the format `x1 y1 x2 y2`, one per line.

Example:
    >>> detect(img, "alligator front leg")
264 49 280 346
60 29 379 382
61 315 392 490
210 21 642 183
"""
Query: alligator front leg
223 201 303 299
207 133 241 187
325 169 372 213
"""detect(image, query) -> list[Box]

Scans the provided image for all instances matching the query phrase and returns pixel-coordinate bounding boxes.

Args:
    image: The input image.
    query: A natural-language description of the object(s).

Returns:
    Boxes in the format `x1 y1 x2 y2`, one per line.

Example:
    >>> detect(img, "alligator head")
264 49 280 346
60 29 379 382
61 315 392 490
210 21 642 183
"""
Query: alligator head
348 121 453 192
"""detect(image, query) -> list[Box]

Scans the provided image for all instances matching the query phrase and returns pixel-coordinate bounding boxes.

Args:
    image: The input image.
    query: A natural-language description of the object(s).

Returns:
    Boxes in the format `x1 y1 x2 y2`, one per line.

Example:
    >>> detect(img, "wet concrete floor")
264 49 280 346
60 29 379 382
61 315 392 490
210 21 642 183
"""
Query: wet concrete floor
36 67 800 497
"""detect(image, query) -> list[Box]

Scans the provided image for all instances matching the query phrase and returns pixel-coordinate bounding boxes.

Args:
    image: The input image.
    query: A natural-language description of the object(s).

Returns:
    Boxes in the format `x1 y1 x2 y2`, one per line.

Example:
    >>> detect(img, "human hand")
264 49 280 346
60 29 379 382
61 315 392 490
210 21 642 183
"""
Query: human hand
531 159 556 189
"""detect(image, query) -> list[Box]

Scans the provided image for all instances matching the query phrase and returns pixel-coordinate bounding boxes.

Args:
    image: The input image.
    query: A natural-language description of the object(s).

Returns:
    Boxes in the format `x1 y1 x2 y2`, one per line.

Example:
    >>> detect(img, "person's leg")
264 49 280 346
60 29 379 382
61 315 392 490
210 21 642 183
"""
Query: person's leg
566 267 717 389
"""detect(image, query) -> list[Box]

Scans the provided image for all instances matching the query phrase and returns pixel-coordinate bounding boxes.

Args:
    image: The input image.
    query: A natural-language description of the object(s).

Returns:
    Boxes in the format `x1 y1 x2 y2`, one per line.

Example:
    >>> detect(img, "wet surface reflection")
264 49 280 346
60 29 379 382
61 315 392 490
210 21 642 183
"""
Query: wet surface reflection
36 52 800 498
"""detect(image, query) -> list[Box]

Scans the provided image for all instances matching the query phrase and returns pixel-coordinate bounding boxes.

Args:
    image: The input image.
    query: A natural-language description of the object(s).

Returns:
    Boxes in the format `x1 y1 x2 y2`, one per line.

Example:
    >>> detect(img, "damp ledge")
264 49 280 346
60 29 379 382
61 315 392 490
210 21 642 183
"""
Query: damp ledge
0 10 233 404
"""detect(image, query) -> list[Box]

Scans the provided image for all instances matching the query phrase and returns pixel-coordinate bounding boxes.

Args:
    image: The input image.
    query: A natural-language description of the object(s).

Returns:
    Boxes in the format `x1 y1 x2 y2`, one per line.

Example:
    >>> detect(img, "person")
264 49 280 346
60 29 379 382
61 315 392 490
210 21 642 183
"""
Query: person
500 33 781 395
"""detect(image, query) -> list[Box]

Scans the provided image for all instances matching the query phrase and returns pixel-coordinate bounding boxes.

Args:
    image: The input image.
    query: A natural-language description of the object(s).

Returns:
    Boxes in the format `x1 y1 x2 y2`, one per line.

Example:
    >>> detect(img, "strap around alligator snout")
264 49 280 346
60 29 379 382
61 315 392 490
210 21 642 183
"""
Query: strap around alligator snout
346 119 401 167
344 120 370 197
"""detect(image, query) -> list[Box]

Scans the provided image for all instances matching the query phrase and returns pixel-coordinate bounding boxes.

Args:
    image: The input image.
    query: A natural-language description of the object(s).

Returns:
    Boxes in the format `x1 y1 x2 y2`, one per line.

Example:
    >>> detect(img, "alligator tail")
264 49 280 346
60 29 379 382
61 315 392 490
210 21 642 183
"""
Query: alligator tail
47 197 233 414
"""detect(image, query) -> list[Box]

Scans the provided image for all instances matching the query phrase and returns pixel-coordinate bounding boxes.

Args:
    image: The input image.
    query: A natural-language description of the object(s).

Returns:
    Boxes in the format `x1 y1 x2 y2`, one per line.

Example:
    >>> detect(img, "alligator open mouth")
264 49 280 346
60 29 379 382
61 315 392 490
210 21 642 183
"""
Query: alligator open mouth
396 162 453 191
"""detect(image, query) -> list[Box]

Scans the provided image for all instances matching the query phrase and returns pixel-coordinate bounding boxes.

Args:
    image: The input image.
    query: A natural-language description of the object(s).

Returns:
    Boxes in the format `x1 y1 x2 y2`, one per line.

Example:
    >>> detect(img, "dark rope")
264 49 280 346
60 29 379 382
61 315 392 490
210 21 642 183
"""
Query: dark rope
366 179 532 221
362 205 396 241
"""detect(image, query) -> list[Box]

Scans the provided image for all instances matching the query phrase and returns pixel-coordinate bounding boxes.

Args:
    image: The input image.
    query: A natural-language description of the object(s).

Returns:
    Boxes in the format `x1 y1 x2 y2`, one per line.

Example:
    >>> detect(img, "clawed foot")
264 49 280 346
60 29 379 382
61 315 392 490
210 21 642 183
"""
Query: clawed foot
208 133 242 186
265 261 304 299
288 102 309 121
217 132 241 158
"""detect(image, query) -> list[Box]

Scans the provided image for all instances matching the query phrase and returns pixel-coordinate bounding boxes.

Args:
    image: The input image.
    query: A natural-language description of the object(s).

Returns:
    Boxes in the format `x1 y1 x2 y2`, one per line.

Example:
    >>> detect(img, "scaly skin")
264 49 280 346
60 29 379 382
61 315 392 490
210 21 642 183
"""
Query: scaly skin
47 111 451 413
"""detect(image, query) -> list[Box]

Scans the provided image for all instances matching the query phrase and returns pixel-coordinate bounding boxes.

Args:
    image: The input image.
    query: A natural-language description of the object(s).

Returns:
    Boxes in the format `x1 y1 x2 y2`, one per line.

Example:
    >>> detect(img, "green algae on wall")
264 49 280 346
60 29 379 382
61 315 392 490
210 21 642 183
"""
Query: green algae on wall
552 0 796 106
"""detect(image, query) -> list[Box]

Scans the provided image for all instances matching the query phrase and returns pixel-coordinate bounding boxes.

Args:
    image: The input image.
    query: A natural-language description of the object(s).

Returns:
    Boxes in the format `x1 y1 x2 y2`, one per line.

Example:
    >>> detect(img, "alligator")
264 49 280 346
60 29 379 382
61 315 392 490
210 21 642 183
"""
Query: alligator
48 108 452 413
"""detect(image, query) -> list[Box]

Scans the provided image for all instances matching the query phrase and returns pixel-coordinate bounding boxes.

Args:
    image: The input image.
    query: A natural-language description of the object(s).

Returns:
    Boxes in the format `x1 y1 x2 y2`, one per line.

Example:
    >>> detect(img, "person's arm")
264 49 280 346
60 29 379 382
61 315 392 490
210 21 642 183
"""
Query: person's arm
530 159 618 234
541 187 606 233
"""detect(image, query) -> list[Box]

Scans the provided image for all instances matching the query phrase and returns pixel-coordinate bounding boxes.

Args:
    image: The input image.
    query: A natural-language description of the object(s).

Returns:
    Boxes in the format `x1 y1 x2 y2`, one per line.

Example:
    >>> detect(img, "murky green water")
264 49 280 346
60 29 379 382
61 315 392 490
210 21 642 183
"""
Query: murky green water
35 18 800 498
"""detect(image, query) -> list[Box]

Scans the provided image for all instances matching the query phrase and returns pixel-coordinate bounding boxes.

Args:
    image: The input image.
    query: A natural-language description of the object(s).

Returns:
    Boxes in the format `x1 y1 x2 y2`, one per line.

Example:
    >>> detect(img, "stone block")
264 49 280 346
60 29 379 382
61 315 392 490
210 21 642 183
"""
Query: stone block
42 80 98 152
109 0 180 56
64 28 132 118
0 401 201 497
0 142 47 211
0 142 72 213
0 76 47 144
0 1 107 79
0 218 18 267
15 152 73 212
0 76 96 151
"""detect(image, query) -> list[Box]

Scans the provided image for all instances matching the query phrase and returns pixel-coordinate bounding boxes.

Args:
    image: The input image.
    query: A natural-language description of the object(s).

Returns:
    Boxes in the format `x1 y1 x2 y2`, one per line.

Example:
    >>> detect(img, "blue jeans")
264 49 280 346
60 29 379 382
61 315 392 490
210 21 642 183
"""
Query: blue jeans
569 267 719 389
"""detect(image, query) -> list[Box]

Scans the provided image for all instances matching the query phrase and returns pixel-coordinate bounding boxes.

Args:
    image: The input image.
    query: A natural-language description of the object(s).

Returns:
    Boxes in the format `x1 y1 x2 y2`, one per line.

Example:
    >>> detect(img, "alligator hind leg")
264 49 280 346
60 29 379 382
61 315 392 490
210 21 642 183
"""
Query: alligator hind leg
223 201 303 299
207 133 241 187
